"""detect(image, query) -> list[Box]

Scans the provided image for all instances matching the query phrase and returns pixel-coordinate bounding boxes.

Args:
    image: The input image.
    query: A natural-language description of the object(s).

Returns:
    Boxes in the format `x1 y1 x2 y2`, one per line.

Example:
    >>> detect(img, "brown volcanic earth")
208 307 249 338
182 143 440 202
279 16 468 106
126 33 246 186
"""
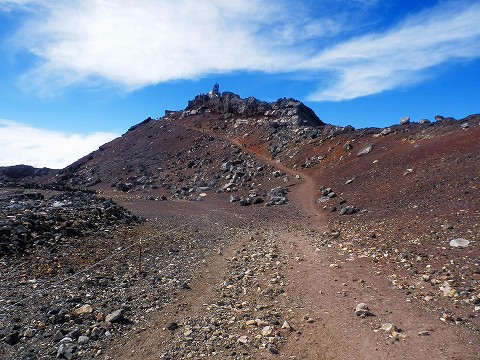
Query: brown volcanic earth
1 89 479 359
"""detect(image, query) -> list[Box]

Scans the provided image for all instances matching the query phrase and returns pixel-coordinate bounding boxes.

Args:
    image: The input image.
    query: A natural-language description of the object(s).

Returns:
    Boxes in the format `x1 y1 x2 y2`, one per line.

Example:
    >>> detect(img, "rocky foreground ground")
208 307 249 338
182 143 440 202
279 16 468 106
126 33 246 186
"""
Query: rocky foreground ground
0 188 251 359
2 182 477 359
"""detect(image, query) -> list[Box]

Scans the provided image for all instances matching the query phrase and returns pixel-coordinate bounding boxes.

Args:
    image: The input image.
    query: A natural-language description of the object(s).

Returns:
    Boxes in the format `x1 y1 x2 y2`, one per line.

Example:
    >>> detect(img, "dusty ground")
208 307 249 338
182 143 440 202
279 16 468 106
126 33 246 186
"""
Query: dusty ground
103 167 479 359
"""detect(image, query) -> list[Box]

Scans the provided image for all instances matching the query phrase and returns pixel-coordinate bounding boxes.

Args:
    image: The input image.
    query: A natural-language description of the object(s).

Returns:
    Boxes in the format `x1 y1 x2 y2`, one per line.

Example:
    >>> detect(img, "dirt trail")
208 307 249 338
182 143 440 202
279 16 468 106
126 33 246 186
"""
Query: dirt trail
177 121 322 220
105 222 479 359
104 122 479 359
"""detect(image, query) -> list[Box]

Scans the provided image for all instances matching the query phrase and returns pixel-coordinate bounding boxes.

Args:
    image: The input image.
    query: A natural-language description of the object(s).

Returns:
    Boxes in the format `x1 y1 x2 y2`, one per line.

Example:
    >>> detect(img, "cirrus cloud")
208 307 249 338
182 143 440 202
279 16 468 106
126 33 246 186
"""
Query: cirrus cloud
5 0 480 101
304 1 480 100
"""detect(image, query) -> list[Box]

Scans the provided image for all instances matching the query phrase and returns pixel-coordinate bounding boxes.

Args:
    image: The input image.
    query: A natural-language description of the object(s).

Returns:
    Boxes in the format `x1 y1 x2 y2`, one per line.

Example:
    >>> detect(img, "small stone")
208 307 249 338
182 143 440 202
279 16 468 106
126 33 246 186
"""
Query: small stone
321 188 332 196
440 313 453 322
245 319 257 326
53 330 66 342
4 331 20 345
105 309 124 323
255 319 269 327
379 127 392 136
71 304 93 318
340 206 358 215
181 282 191 289
229 194 240 202
57 342 74 359
391 331 406 340
418 330 430 336
60 337 73 343
237 335 249 345
440 282 457 297
303 314 316 323
69 329 82 340
23 328 35 338
355 303 374 317
239 197 252 206
261 326 273 337
449 238 470 248
77 335 89 344
90 327 101 340
281 321 292 331
95 312 105 322
380 323 399 333
357 145 373 156
267 344 279 354
317 196 330 203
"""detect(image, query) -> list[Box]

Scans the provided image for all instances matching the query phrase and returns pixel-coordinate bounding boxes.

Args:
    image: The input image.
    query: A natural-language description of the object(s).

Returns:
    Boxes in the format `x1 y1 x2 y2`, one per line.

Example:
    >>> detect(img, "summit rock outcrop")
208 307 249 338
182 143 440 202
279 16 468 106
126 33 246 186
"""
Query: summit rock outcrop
185 84 323 127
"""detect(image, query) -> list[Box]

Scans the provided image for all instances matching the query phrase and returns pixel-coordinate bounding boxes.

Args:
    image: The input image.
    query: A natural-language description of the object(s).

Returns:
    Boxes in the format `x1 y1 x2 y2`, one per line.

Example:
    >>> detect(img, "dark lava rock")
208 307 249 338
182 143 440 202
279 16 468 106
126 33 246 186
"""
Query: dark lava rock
340 206 359 215
239 198 252 206
166 322 179 331
0 190 141 256
3 331 20 345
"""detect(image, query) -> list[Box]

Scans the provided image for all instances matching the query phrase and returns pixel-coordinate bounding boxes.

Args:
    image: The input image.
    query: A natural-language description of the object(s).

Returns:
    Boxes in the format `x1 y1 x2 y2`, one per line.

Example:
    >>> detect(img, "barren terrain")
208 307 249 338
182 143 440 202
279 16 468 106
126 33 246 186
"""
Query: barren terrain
0 91 478 359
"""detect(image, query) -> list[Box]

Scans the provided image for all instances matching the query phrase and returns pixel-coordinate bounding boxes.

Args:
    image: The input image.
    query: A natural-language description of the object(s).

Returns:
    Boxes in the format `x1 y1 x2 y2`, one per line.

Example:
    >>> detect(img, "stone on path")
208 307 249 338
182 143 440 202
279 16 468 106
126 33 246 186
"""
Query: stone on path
449 238 470 248
355 303 374 317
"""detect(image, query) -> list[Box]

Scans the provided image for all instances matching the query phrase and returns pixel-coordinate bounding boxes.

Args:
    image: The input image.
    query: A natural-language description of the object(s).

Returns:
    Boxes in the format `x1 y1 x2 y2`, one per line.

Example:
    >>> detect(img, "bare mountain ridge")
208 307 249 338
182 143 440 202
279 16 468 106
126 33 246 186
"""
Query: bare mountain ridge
1 87 479 359
2 88 479 216
45 88 478 203
46 88 328 193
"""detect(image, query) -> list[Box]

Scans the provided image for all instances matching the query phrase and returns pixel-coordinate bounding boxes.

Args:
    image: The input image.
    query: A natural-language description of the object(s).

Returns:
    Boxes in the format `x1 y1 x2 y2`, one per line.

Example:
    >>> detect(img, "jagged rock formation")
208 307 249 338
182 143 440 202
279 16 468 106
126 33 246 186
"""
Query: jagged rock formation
185 84 323 126
0 165 55 187
0 165 52 179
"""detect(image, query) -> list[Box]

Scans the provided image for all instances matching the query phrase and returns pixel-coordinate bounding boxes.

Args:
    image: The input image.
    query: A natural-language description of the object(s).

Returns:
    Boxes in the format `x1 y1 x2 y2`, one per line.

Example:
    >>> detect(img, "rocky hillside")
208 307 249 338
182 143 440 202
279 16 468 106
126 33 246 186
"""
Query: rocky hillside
1 86 479 359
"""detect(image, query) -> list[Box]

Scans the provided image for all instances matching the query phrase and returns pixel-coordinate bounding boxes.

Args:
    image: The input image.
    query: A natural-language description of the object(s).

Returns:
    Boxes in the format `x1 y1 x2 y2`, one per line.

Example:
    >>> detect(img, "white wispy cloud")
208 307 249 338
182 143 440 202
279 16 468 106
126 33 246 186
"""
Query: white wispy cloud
0 119 118 168
304 1 480 101
5 0 480 101
16 0 308 91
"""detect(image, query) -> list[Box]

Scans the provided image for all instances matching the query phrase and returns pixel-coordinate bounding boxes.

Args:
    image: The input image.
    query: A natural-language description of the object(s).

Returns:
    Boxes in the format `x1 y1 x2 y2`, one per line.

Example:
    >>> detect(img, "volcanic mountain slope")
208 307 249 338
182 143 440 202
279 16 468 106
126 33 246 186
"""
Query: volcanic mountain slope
49 91 325 195
57 87 479 320
1 88 479 359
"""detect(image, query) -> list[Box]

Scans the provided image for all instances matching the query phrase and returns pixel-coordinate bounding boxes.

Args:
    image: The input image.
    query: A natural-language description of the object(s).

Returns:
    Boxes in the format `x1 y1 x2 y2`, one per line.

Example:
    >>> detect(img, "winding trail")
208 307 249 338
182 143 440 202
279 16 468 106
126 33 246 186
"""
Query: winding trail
104 121 479 359
176 120 323 221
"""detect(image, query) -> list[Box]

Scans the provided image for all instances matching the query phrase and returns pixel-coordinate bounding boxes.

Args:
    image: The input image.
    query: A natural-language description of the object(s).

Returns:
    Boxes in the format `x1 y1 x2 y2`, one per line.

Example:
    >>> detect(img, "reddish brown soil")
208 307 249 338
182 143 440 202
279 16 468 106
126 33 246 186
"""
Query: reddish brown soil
102 118 479 358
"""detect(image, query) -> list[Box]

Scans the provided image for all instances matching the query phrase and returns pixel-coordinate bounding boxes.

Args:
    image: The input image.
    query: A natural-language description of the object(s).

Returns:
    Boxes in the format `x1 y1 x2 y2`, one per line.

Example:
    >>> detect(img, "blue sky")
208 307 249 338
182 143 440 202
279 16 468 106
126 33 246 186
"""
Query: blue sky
0 0 479 168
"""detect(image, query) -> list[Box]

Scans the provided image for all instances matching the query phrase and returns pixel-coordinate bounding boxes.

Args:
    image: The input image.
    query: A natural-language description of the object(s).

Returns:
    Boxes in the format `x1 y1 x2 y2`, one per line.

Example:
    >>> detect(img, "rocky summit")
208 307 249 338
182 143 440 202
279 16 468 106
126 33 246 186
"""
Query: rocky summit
0 87 479 359
185 84 323 126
